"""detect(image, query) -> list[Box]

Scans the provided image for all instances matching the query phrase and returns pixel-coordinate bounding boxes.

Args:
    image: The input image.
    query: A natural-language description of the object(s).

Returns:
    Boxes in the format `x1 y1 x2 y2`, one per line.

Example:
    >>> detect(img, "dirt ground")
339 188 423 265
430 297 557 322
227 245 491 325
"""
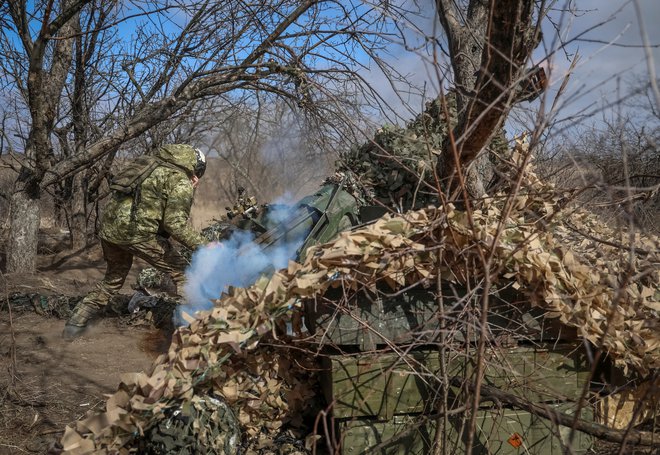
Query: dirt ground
0 243 161 454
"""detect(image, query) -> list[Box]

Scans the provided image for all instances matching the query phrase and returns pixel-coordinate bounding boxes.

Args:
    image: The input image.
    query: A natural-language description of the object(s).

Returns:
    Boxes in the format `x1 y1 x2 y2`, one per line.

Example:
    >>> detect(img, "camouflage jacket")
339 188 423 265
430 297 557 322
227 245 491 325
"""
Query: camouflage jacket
100 144 205 250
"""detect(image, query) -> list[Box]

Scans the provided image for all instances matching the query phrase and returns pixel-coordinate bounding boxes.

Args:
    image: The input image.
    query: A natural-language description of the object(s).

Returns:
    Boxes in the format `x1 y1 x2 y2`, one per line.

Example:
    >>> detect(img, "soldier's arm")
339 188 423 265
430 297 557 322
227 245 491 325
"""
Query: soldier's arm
162 176 206 251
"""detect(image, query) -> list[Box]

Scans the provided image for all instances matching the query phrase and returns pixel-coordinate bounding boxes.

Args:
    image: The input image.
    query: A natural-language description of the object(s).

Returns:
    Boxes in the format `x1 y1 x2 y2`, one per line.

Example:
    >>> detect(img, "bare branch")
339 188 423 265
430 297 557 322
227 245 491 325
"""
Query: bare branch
463 378 660 447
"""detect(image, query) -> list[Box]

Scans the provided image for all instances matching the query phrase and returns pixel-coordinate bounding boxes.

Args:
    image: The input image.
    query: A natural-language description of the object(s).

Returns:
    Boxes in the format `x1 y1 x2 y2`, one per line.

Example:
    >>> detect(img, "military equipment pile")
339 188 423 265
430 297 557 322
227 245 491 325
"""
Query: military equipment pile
59 135 659 453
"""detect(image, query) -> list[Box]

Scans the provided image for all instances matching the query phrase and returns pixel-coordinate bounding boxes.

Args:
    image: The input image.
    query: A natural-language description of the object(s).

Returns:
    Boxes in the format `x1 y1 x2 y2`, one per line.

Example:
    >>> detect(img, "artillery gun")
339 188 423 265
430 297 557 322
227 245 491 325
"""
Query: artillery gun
131 177 606 455
133 67 618 454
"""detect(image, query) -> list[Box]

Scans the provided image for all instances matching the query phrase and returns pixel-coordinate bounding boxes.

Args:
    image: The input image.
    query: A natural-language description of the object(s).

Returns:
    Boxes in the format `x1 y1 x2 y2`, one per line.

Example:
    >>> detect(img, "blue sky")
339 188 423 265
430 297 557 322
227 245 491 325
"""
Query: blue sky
357 0 660 135
2 0 656 149
541 0 660 129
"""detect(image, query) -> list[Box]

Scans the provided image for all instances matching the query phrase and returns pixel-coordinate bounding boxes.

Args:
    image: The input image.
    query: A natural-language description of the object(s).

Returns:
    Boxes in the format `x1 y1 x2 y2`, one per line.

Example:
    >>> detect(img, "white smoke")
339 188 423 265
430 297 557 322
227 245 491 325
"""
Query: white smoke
178 194 309 326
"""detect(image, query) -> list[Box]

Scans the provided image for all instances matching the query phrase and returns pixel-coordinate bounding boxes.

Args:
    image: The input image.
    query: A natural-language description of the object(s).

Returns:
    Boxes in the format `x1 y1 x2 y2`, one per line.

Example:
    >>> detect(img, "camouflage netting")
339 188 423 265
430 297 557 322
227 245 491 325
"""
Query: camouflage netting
4 293 84 319
3 292 151 324
334 92 508 209
4 287 175 329
60 138 659 454
137 393 241 454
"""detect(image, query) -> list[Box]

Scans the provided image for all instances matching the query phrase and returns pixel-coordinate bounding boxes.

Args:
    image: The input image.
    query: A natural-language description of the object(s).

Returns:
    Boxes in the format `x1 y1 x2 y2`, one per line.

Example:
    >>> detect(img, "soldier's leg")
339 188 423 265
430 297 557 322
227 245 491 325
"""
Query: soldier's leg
125 239 190 338
63 240 133 339
125 238 189 295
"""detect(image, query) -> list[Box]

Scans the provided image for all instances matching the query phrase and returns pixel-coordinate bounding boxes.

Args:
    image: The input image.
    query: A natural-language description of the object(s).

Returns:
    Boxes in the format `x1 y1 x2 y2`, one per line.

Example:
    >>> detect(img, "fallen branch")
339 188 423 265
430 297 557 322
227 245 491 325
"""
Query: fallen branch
452 377 659 447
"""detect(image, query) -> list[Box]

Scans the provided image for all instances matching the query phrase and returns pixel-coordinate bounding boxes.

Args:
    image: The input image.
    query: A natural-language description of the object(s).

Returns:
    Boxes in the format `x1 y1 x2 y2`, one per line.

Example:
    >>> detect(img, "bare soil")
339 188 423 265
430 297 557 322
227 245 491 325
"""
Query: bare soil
0 243 160 454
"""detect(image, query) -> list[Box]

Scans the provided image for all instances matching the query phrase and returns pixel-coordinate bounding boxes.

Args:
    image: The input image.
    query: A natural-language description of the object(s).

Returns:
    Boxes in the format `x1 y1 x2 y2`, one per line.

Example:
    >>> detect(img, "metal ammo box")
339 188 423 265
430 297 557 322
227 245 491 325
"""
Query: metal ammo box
246 185 596 454
305 287 595 454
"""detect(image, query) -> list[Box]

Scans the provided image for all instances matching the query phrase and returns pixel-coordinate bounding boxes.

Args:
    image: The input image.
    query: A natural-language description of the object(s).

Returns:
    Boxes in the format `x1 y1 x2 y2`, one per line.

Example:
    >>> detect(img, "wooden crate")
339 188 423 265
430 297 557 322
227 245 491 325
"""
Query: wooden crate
306 288 576 350
338 405 593 455
322 346 591 420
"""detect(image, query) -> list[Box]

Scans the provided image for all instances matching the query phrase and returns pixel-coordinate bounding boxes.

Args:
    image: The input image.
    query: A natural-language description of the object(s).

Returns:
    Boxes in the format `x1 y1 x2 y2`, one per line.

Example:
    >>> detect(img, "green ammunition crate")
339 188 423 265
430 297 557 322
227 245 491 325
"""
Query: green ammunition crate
322 346 591 420
339 405 593 454
307 289 576 350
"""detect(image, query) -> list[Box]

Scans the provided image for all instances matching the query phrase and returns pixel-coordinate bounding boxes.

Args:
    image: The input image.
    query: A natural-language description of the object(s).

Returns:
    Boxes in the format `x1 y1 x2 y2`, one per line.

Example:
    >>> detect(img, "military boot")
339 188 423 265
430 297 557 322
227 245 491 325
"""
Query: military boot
62 301 102 340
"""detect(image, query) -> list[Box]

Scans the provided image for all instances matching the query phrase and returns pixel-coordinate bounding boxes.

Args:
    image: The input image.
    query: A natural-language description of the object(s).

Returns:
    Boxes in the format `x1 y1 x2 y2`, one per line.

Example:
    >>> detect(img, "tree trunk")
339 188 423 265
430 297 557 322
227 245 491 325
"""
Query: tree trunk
438 0 538 198
5 0 79 271
8 186 40 273
436 0 491 198
70 173 87 249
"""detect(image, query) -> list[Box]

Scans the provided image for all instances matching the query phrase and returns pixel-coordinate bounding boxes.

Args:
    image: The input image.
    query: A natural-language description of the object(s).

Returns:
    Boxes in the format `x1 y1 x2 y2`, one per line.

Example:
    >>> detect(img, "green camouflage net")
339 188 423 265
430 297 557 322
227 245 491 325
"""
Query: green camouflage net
5 292 82 319
5 292 135 320
335 92 508 210
138 393 241 454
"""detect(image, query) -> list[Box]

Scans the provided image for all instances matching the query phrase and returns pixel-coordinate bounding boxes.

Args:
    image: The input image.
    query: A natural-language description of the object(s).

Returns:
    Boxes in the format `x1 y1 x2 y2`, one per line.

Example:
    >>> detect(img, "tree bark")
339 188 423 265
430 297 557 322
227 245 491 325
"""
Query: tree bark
70 14 89 251
7 0 81 272
70 173 87 249
436 0 491 198
8 181 40 273
436 0 539 198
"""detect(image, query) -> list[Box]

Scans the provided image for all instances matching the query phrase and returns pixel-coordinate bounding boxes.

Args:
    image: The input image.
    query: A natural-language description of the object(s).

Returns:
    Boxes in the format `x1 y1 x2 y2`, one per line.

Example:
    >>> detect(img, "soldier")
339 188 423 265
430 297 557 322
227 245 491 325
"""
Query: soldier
62 144 207 339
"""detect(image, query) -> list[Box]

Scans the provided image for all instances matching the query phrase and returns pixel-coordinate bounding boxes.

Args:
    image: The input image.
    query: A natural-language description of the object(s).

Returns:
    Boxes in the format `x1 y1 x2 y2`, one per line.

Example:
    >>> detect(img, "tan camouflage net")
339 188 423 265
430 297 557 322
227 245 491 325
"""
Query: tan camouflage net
61 143 659 454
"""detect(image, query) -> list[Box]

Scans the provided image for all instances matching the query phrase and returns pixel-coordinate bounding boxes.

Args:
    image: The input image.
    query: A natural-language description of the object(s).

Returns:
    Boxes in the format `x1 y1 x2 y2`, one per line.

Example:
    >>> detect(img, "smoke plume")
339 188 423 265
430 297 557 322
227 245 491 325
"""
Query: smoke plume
178 196 308 325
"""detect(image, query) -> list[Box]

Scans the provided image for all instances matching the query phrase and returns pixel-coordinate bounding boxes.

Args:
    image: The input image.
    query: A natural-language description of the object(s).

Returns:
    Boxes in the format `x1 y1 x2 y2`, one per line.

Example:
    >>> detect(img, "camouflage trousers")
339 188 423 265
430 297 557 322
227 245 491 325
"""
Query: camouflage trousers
66 238 189 328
